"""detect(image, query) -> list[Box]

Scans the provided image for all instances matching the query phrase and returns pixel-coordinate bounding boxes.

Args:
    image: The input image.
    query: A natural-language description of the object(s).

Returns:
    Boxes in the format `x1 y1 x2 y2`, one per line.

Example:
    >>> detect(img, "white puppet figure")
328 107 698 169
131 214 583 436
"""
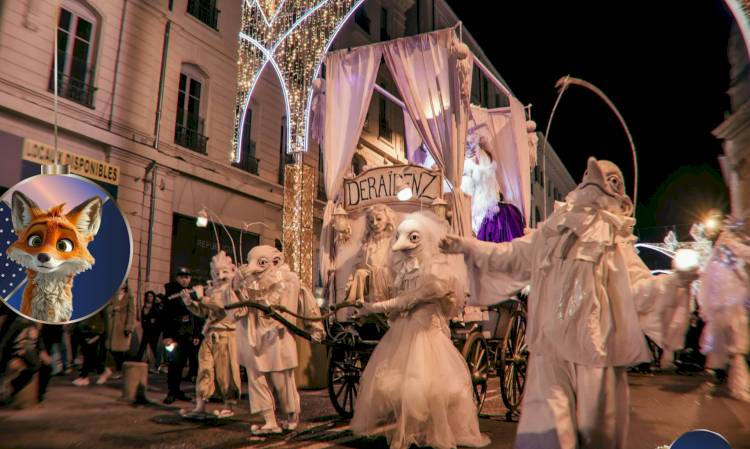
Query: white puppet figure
442 157 698 449
351 211 490 449
461 136 500 235
346 204 397 303
179 251 241 418
698 216 750 402
233 246 324 435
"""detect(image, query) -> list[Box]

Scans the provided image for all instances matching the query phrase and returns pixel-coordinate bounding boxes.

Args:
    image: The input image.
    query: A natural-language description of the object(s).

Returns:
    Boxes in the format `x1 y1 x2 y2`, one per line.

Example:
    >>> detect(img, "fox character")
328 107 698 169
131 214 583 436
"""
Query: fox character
6 190 103 323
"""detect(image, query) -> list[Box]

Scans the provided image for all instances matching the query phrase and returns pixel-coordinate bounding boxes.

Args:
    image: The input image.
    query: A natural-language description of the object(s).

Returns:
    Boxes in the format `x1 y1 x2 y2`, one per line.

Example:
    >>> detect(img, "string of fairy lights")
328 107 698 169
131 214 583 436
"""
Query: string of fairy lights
232 0 364 163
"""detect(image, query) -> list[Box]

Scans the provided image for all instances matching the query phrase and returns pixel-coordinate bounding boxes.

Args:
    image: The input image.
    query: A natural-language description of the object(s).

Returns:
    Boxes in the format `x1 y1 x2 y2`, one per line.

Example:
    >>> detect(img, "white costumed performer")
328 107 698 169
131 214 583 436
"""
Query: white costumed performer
180 251 241 418
233 246 324 434
351 211 490 449
698 217 750 402
442 157 697 449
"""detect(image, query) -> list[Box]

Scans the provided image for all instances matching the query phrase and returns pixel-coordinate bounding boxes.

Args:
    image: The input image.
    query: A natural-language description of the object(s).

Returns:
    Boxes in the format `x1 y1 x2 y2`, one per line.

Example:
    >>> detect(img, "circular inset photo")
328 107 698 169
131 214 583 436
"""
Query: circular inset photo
0 174 133 324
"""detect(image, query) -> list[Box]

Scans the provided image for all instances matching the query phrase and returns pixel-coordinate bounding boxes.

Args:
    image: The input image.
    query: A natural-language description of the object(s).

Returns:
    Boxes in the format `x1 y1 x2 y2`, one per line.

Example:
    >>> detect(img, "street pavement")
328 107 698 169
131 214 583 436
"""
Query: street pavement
0 370 748 449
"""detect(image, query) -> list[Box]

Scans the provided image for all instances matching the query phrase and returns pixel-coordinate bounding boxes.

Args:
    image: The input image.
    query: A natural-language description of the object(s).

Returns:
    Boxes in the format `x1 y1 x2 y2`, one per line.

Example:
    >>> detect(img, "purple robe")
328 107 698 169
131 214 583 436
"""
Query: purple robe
477 203 525 243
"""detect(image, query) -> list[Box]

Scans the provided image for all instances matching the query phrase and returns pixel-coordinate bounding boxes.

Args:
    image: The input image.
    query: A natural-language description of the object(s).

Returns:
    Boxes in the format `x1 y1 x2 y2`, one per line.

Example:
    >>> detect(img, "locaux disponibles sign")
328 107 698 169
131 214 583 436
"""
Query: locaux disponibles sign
22 138 120 185
343 165 443 210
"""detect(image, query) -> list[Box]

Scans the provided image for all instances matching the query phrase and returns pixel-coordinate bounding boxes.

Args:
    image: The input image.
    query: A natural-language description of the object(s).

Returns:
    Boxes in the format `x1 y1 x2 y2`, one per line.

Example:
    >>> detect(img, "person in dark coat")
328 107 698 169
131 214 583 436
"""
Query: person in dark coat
72 309 110 386
0 304 52 404
162 267 197 404
136 291 162 370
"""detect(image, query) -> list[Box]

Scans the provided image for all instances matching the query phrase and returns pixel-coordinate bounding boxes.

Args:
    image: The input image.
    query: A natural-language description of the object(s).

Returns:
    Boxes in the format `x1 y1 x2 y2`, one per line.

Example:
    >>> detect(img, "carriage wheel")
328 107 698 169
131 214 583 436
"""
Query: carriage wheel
498 308 528 413
327 347 364 419
461 331 489 412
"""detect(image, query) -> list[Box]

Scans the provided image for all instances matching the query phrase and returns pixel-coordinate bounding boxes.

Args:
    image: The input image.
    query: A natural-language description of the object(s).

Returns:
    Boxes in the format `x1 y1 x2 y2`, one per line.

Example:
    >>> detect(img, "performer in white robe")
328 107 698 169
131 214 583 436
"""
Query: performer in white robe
442 157 697 449
180 251 241 418
698 218 750 402
352 211 490 449
346 204 396 304
233 246 324 434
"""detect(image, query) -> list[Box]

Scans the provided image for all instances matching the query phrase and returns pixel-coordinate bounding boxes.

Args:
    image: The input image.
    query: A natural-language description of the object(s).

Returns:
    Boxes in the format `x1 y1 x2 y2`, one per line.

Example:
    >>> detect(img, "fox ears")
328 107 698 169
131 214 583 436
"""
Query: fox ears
10 191 102 238
11 191 41 233
67 196 103 238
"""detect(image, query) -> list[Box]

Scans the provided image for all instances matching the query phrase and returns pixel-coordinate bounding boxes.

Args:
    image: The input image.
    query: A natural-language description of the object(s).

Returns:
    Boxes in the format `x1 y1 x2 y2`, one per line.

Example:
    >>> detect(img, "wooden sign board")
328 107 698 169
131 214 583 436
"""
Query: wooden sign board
343 165 443 210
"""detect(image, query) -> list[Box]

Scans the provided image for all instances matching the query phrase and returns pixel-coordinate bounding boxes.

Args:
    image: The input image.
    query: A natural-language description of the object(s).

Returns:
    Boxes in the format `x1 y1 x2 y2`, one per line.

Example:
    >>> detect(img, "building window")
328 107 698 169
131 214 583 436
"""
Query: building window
187 0 220 30
535 207 541 225
170 213 258 286
354 7 370 34
378 94 392 143
175 67 208 154
234 108 259 174
380 8 390 41
277 116 294 183
50 3 98 108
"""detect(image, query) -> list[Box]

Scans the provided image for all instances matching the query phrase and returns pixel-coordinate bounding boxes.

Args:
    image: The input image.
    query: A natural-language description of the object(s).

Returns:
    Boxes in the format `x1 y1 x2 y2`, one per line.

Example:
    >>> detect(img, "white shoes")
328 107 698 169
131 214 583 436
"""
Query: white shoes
282 413 300 431
72 377 90 387
96 368 112 385
250 423 282 435
213 409 235 419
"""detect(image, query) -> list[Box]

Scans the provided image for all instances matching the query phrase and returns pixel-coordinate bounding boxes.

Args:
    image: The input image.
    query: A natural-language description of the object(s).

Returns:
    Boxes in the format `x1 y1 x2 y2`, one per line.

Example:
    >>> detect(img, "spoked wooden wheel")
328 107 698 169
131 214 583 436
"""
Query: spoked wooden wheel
461 331 490 413
327 346 364 419
498 308 528 413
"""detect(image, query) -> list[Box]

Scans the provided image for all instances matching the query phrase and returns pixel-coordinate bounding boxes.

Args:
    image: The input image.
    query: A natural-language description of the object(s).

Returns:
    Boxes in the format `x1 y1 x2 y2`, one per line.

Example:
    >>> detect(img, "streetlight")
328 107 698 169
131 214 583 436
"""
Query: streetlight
703 209 722 239
395 174 413 201
196 208 209 228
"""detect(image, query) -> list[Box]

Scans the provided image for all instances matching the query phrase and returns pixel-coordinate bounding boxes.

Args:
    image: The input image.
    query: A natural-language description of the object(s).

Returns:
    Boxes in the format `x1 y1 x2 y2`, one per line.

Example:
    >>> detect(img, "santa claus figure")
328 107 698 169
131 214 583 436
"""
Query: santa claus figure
442 157 697 449
179 251 241 418
233 246 324 435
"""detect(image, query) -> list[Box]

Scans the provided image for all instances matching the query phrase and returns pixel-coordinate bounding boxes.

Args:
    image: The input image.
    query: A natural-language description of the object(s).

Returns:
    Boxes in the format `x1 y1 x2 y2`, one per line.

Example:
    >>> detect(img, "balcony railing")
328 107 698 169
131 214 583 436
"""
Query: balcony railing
49 72 96 108
175 124 208 154
187 0 220 29
233 140 260 175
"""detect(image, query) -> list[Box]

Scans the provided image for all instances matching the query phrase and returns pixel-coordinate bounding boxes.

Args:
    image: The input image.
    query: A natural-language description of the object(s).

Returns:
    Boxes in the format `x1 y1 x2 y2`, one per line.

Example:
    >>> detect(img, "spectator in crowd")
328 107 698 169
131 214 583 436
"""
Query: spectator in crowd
0 303 52 405
136 291 162 373
106 284 136 379
72 309 110 386
162 267 197 404
41 324 67 376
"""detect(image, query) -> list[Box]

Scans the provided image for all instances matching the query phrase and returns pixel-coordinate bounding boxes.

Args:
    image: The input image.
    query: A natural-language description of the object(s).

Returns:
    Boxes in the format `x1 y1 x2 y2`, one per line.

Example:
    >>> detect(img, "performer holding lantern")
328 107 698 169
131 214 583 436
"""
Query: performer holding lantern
178 251 241 419
442 157 698 449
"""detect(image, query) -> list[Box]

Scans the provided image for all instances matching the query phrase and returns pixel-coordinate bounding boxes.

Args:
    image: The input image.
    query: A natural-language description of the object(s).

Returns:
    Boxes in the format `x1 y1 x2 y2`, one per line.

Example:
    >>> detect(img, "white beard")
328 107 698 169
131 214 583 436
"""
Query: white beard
31 271 72 323
462 156 500 233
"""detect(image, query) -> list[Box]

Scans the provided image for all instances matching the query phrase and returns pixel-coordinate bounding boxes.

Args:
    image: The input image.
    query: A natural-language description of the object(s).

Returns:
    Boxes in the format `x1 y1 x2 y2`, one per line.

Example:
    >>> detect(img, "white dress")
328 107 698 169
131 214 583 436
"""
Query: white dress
351 256 489 449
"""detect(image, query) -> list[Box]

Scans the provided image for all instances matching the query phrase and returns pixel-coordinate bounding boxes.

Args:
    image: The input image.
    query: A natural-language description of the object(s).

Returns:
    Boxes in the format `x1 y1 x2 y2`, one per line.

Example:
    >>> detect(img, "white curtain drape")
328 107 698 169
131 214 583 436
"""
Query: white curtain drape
403 111 427 165
469 104 532 226
308 78 325 147
319 45 383 287
383 28 473 236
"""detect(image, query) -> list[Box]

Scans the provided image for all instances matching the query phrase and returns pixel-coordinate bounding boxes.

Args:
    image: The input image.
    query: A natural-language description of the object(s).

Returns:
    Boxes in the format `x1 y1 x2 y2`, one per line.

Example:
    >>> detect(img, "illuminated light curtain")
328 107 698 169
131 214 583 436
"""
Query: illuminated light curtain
319 45 383 287
383 28 473 236
470 104 532 226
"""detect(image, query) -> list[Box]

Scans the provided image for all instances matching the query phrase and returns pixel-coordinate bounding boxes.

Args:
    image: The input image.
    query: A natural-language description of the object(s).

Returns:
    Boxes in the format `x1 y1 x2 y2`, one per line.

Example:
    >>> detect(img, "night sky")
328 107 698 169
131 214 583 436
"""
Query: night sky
446 0 737 241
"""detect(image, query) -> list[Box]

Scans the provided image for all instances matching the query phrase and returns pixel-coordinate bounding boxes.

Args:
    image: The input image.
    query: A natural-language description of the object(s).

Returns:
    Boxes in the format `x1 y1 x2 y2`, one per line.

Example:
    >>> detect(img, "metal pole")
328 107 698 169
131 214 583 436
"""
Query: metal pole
154 21 171 149
145 163 157 282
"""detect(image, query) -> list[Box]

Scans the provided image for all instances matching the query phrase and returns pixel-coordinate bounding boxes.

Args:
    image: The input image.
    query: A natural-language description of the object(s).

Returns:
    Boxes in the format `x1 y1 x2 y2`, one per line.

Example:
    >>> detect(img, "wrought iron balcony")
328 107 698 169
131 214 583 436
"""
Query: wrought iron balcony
187 0 220 29
175 124 208 154
49 72 96 108
233 140 260 175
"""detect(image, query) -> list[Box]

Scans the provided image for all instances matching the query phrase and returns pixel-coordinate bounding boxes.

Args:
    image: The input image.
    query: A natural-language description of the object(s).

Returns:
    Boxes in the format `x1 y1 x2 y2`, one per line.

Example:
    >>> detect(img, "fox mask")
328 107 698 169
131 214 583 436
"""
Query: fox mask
7 191 103 277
